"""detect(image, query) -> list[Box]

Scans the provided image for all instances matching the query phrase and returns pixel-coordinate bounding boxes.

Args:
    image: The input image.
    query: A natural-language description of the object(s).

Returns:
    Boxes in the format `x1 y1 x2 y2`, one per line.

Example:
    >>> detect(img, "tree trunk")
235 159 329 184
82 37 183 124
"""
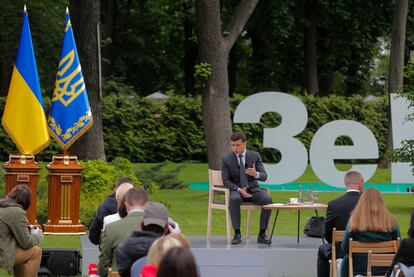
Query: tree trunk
250 29 267 92
304 0 319 95
195 0 259 169
184 16 197 95
102 0 117 77
228 42 238 96
319 71 333 96
345 63 360 96
196 0 232 170
383 0 409 167
0 60 13 96
69 0 106 160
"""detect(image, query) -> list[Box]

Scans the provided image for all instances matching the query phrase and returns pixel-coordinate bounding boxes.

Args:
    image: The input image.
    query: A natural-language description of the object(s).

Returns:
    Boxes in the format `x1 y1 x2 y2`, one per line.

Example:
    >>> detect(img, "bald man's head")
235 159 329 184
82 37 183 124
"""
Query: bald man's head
344 171 364 192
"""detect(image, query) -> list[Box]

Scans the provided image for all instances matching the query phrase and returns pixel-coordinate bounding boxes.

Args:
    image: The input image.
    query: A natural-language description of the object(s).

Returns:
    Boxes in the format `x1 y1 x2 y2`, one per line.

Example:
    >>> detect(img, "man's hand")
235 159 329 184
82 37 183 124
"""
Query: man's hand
245 163 257 177
239 187 252 198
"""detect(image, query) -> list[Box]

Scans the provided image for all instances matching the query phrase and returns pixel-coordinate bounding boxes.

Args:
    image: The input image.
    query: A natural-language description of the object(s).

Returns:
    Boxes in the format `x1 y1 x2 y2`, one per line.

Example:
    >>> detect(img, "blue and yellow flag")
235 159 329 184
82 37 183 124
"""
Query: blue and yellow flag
48 9 93 150
2 7 50 155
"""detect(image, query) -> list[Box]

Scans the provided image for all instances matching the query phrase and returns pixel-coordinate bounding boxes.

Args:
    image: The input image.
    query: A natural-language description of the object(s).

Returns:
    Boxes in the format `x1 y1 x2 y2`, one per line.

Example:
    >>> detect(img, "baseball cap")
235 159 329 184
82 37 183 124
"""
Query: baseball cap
143 203 169 227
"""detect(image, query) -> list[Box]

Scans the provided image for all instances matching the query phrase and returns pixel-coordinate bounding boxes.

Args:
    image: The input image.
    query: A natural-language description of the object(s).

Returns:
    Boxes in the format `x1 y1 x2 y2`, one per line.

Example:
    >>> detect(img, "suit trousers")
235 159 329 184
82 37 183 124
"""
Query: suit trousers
317 244 332 277
13 246 42 277
229 188 272 231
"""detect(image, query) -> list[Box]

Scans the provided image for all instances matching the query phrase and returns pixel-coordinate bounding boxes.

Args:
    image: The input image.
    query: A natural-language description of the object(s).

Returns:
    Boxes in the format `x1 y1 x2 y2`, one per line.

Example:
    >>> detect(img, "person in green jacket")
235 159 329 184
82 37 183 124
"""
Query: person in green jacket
340 187 400 277
0 185 44 277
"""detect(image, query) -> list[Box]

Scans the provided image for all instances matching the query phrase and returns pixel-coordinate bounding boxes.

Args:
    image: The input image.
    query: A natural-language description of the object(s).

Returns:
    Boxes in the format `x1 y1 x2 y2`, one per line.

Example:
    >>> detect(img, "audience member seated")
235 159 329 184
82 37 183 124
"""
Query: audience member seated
168 233 190 248
99 187 148 277
103 183 134 229
387 208 414 276
138 236 182 277
317 171 363 277
89 177 134 245
0 185 44 277
340 188 400 277
156 247 198 277
116 203 170 277
130 233 190 277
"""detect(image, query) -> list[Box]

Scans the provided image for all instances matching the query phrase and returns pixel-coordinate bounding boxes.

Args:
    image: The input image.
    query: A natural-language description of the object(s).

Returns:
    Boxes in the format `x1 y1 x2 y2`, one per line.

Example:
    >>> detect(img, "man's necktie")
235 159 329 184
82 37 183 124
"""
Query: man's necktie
238 155 248 188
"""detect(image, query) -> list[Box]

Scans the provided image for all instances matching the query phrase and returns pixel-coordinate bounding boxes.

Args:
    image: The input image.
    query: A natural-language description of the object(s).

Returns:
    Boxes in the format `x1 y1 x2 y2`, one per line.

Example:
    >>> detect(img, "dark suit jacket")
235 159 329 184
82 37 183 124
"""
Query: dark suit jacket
387 237 414 276
324 191 361 244
221 150 267 192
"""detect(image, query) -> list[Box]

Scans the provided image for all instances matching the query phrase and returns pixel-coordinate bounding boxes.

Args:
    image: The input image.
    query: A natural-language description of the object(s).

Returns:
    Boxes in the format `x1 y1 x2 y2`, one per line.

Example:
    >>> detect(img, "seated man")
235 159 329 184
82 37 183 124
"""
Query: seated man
317 171 364 277
0 185 44 277
103 183 134 229
89 177 134 245
98 187 148 277
221 131 273 244
116 203 170 277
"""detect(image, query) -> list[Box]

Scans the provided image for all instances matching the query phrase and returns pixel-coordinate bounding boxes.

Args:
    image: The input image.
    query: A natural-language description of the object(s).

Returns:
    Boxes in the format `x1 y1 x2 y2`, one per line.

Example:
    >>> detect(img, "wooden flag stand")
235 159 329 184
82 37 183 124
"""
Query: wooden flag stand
43 155 85 234
3 155 41 226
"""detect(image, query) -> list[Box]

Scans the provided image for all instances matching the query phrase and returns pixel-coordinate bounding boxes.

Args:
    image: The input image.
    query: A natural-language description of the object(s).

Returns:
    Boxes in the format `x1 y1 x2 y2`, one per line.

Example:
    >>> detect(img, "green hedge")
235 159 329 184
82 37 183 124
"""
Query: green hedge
0 91 388 163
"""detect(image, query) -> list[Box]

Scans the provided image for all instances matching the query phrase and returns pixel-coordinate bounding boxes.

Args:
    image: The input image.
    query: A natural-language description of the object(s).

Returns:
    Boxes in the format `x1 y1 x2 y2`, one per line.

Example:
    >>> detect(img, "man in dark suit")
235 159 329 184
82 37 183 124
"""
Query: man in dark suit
317 171 364 277
221 131 273 244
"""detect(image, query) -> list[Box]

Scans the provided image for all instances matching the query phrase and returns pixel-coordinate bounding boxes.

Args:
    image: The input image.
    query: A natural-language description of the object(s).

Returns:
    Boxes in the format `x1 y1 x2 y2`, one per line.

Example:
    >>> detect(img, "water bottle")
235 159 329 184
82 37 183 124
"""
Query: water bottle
88 263 98 277
298 184 303 203
308 185 313 203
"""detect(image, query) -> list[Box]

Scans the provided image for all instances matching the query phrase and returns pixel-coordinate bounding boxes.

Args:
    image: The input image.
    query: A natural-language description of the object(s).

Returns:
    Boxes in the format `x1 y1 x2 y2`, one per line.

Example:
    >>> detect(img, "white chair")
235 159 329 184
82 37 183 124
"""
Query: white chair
206 169 269 243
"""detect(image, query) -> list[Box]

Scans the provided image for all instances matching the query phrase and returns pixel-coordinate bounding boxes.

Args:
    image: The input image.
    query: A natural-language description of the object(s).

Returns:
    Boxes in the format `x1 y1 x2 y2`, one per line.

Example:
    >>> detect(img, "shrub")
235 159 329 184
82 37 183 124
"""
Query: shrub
80 159 142 227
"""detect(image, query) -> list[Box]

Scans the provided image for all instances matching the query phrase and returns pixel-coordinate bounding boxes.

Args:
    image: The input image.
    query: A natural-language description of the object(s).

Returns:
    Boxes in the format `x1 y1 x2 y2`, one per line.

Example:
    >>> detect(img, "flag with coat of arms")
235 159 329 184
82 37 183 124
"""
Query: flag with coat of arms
48 8 93 150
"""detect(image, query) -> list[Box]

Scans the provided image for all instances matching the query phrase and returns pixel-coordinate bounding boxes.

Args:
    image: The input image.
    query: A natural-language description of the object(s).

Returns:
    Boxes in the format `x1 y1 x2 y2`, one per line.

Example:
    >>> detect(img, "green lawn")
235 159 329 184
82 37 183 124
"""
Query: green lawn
136 163 392 183
149 189 413 238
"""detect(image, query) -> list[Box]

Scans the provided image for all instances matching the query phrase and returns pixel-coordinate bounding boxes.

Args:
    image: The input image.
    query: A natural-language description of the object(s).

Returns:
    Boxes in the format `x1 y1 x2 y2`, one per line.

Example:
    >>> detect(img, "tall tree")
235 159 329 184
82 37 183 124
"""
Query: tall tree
101 0 118 77
195 0 259 169
304 0 319 95
69 0 106 160
385 0 409 167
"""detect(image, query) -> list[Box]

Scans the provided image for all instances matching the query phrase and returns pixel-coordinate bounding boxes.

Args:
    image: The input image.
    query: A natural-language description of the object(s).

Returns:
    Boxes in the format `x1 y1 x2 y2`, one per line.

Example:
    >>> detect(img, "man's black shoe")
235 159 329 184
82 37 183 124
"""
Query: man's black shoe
257 233 270 244
231 233 242 244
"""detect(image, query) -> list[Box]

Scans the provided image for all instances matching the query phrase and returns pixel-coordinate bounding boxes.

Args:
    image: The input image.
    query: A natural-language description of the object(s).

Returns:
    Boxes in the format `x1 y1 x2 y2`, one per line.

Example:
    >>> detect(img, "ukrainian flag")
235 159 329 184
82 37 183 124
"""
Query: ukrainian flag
48 8 93 150
2 7 50 155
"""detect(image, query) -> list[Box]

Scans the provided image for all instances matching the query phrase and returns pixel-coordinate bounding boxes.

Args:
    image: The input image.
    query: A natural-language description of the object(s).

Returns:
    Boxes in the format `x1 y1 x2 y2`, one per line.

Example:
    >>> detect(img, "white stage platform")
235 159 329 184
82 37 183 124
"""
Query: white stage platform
81 235 322 277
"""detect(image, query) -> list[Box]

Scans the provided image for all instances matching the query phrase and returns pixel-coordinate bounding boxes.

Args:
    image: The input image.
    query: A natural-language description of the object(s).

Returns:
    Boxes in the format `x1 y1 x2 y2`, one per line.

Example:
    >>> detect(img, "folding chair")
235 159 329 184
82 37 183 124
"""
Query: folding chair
108 267 121 277
330 228 346 277
367 252 396 277
348 238 400 277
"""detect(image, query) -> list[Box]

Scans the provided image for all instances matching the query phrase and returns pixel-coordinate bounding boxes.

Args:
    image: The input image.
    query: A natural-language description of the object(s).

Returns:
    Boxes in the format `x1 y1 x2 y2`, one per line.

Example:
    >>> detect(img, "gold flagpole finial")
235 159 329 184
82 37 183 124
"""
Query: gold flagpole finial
66 7 69 14
23 5 27 12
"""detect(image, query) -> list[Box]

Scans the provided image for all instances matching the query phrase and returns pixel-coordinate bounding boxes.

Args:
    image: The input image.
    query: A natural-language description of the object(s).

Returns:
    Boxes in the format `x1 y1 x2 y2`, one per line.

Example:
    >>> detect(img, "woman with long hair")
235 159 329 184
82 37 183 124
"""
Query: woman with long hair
156 247 198 277
340 187 400 277
138 236 182 277
387 208 414 276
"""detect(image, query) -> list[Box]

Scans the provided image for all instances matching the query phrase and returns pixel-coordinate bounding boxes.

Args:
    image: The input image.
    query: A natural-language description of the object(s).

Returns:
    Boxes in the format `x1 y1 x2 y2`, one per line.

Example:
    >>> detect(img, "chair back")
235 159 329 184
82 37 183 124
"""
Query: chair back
348 238 400 277
108 268 121 277
367 252 396 277
208 169 225 190
330 228 346 277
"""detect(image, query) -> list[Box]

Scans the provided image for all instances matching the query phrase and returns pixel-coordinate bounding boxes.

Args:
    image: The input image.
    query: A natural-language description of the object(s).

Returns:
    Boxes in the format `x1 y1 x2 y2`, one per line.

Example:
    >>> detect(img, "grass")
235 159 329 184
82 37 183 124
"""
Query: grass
149 189 413 238
135 163 392 183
